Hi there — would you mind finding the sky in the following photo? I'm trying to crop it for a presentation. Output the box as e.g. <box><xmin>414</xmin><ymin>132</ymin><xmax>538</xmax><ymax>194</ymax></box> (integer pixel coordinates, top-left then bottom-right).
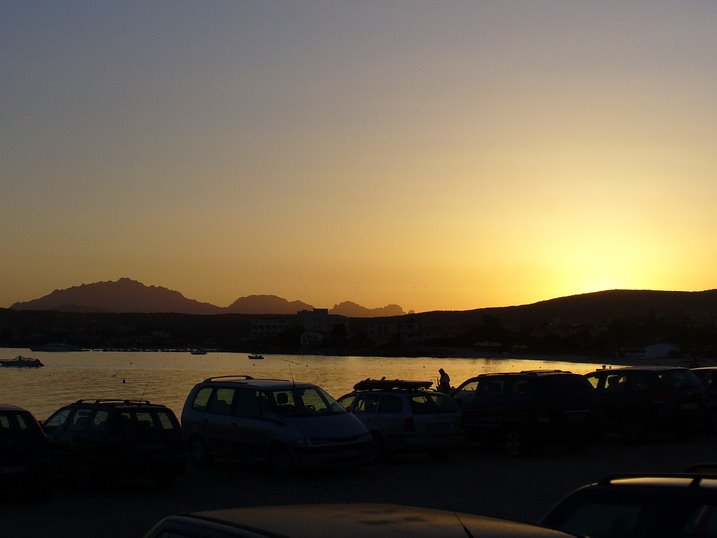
<box><xmin>2</xmin><ymin>1</ymin><xmax>716</xmax><ymax>313</ymax></box>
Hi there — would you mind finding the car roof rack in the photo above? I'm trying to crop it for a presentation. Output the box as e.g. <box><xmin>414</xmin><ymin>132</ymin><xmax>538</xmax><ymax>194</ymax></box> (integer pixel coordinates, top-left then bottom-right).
<box><xmin>203</xmin><ymin>375</ymin><xmax>255</xmax><ymax>383</ymax></box>
<box><xmin>353</xmin><ymin>378</ymin><xmax>433</xmax><ymax>391</ymax></box>
<box><xmin>600</xmin><ymin>473</ymin><xmax>717</xmax><ymax>489</ymax></box>
<box><xmin>74</xmin><ymin>399</ymin><xmax>152</xmax><ymax>405</ymax></box>
<box><xmin>686</xmin><ymin>463</ymin><xmax>717</xmax><ymax>475</ymax></box>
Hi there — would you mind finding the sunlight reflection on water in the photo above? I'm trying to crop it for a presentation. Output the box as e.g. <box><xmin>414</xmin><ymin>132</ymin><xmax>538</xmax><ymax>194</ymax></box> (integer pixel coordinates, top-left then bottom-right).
<box><xmin>0</xmin><ymin>348</ymin><xmax>615</xmax><ymax>419</ymax></box>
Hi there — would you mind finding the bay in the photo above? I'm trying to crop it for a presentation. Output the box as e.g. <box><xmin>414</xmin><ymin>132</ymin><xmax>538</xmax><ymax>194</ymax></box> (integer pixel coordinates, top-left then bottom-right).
<box><xmin>0</xmin><ymin>347</ymin><xmax>619</xmax><ymax>419</ymax></box>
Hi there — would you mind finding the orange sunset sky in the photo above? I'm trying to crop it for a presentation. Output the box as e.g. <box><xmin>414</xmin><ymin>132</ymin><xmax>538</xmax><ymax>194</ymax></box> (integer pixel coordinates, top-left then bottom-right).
<box><xmin>2</xmin><ymin>2</ymin><xmax>716</xmax><ymax>313</ymax></box>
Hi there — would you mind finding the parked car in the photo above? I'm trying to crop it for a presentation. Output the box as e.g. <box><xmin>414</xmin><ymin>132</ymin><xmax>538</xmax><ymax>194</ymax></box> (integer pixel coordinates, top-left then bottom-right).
<box><xmin>336</xmin><ymin>378</ymin><xmax>464</xmax><ymax>459</ymax></box>
<box><xmin>42</xmin><ymin>399</ymin><xmax>185</xmax><ymax>486</ymax></box>
<box><xmin>541</xmin><ymin>467</ymin><xmax>717</xmax><ymax>537</ymax></box>
<box><xmin>691</xmin><ymin>366</ymin><xmax>717</xmax><ymax>431</ymax></box>
<box><xmin>585</xmin><ymin>366</ymin><xmax>710</xmax><ymax>442</ymax></box>
<box><xmin>181</xmin><ymin>375</ymin><xmax>376</xmax><ymax>474</ymax></box>
<box><xmin>0</xmin><ymin>404</ymin><xmax>52</xmax><ymax>498</ymax></box>
<box><xmin>450</xmin><ymin>370</ymin><xmax>597</xmax><ymax>456</ymax></box>
<box><xmin>144</xmin><ymin>503</ymin><xmax>577</xmax><ymax>537</ymax></box>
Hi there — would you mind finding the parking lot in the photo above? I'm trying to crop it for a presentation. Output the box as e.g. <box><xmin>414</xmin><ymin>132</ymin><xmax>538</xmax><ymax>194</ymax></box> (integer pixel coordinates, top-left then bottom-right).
<box><xmin>3</xmin><ymin>433</ymin><xmax>716</xmax><ymax>538</ymax></box>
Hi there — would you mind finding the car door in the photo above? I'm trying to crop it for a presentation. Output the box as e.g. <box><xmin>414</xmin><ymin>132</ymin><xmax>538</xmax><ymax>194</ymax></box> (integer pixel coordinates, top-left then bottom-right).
<box><xmin>204</xmin><ymin>388</ymin><xmax>237</xmax><ymax>457</ymax></box>
<box><xmin>42</xmin><ymin>406</ymin><xmax>76</xmax><ymax>470</ymax></box>
<box><xmin>352</xmin><ymin>393</ymin><xmax>381</xmax><ymax>432</ymax></box>
<box><xmin>232</xmin><ymin>388</ymin><xmax>268</xmax><ymax>460</ymax></box>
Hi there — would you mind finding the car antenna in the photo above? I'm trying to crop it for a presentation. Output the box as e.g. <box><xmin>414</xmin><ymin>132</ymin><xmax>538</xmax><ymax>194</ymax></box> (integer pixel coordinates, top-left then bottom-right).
<box><xmin>138</xmin><ymin>382</ymin><xmax>149</xmax><ymax>403</ymax></box>
<box><xmin>283</xmin><ymin>359</ymin><xmax>296</xmax><ymax>386</ymax></box>
<box><xmin>430</xmin><ymin>481</ymin><xmax>474</xmax><ymax>538</ymax></box>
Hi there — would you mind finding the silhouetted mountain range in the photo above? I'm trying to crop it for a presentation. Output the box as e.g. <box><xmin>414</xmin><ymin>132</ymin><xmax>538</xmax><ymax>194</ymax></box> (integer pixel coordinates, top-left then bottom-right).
<box><xmin>9</xmin><ymin>278</ymin><xmax>407</xmax><ymax>317</ymax></box>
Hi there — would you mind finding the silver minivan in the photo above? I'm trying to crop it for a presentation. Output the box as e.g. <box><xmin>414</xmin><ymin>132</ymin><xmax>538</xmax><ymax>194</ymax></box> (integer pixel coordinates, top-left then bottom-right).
<box><xmin>181</xmin><ymin>376</ymin><xmax>376</xmax><ymax>473</ymax></box>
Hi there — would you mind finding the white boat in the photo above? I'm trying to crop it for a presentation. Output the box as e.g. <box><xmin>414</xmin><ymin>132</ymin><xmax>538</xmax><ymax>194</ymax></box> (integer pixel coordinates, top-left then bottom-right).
<box><xmin>0</xmin><ymin>355</ymin><xmax>44</xmax><ymax>368</ymax></box>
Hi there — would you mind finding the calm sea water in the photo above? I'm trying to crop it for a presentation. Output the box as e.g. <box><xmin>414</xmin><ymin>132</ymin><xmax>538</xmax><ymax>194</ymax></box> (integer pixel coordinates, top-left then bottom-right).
<box><xmin>0</xmin><ymin>348</ymin><xmax>618</xmax><ymax>419</ymax></box>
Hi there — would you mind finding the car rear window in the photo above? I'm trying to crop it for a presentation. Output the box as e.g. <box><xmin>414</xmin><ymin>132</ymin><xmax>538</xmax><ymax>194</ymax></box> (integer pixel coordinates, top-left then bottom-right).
<box><xmin>410</xmin><ymin>393</ymin><xmax>458</xmax><ymax>414</ymax></box>
<box><xmin>120</xmin><ymin>410</ymin><xmax>179</xmax><ymax>431</ymax></box>
<box><xmin>659</xmin><ymin>370</ymin><xmax>704</xmax><ymax>389</ymax></box>
<box><xmin>0</xmin><ymin>411</ymin><xmax>42</xmax><ymax>436</ymax></box>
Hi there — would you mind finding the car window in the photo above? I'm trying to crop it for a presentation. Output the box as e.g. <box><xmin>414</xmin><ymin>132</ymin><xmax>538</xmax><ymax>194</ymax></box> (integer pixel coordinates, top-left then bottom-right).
<box><xmin>586</xmin><ymin>375</ymin><xmax>601</xmax><ymax>389</ymax></box>
<box><xmin>604</xmin><ymin>373</ymin><xmax>628</xmax><ymax>393</ymax></box>
<box><xmin>410</xmin><ymin>394</ymin><xmax>436</xmax><ymax>414</ymax></box>
<box><xmin>354</xmin><ymin>394</ymin><xmax>380</xmax><ymax>414</ymax></box>
<box><xmin>378</xmin><ymin>394</ymin><xmax>403</xmax><ymax>413</ymax></box>
<box><xmin>0</xmin><ymin>412</ymin><xmax>28</xmax><ymax>432</ymax></box>
<box><xmin>67</xmin><ymin>408</ymin><xmax>94</xmax><ymax>432</ymax></box>
<box><xmin>156</xmin><ymin>411</ymin><xmax>178</xmax><ymax>430</ymax></box>
<box><xmin>478</xmin><ymin>379</ymin><xmax>505</xmax><ymax>396</ymax></box>
<box><xmin>452</xmin><ymin>380</ymin><xmax>479</xmax><ymax>406</ymax></box>
<box><xmin>91</xmin><ymin>410</ymin><xmax>110</xmax><ymax>431</ymax></box>
<box><xmin>192</xmin><ymin>387</ymin><xmax>213</xmax><ymax>411</ymax></box>
<box><xmin>337</xmin><ymin>394</ymin><xmax>356</xmax><ymax>410</ymax></box>
<box><xmin>660</xmin><ymin>370</ymin><xmax>704</xmax><ymax>389</ymax></box>
<box><xmin>43</xmin><ymin>407</ymin><xmax>72</xmax><ymax>432</ymax></box>
<box><xmin>235</xmin><ymin>389</ymin><xmax>261</xmax><ymax>418</ymax></box>
<box><xmin>208</xmin><ymin>388</ymin><xmax>235</xmax><ymax>416</ymax></box>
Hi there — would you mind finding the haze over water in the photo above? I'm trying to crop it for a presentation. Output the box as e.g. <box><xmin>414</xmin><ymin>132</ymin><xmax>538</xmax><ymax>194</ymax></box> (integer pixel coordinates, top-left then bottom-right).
<box><xmin>0</xmin><ymin>348</ymin><xmax>619</xmax><ymax>419</ymax></box>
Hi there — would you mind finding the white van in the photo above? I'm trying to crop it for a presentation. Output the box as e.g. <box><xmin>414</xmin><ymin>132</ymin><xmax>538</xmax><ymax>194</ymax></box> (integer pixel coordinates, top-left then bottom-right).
<box><xmin>181</xmin><ymin>375</ymin><xmax>376</xmax><ymax>474</ymax></box>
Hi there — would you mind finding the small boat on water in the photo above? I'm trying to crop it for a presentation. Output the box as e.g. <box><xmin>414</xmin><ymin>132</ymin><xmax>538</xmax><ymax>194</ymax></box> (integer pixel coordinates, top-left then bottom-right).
<box><xmin>0</xmin><ymin>355</ymin><xmax>44</xmax><ymax>368</ymax></box>
<box><xmin>248</xmin><ymin>354</ymin><xmax>264</xmax><ymax>360</ymax></box>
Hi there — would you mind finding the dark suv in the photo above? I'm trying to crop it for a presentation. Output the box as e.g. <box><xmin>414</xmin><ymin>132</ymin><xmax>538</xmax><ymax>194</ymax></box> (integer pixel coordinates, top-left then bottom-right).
<box><xmin>542</xmin><ymin>468</ymin><xmax>717</xmax><ymax>537</ymax></box>
<box><xmin>0</xmin><ymin>404</ymin><xmax>52</xmax><ymax>498</ymax></box>
<box><xmin>451</xmin><ymin>370</ymin><xmax>597</xmax><ymax>456</ymax></box>
<box><xmin>585</xmin><ymin>366</ymin><xmax>709</xmax><ymax>441</ymax></box>
<box><xmin>42</xmin><ymin>399</ymin><xmax>186</xmax><ymax>486</ymax></box>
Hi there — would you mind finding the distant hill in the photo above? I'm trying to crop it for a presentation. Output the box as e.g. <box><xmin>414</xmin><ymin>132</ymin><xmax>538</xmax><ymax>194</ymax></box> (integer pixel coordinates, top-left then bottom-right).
<box><xmin>10</xmin><ymin>278</ymin><xmax>223</xmax><ymax>315</ymax></box>
<box><xmin>9</xmin><ymin>278</ymin><xmax>406</xmax><ymax>316</ymax></box>
<box><xmin>410</xmin><ymin>289</ymin><xmax>717</xmax><ymax>326</ymax></box>
<box><xmin>330</xmin><ymin>301</ymin><xmax>405</xmax><ymax>318</ymax></box>
<box><xmin>225</xmin><ymin>295</ymin><xmax>314</xmax><ymax>315</ymax></box>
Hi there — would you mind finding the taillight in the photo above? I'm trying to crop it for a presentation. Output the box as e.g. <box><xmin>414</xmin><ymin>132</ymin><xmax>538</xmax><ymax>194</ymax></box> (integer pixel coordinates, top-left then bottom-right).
<box><xmin>404</xmin><ymin>417</ymin><xmax>415</xmax><ymax>432</ymax></box>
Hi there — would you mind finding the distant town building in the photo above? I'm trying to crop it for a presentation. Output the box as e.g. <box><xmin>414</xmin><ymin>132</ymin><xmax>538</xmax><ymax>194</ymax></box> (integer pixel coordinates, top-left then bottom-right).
<box><xmin>298</xmin><ymin>308</ymin><xmax>330</xmax><ymax>333</ymax></box>
<box><xmin>251</xmin><ymin>318</ymin><xmax>293</xmax><ymax>337</ymax></box>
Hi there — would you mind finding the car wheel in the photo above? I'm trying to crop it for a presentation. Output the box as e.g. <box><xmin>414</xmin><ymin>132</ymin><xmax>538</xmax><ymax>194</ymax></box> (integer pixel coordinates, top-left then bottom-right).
<box><xmin>504</xmin><ymin>429</ymin><xmax>526</xmax><ymax>457</ymax></box>
<box><xmin>269</xmin><ymin>445</ymin><xmax>293</xmax><ymax>476</ymax></box>
<box><xmin>188</xmin><ymin>437</ymin><xmax>211</xmax><ymax>465</ymax></box>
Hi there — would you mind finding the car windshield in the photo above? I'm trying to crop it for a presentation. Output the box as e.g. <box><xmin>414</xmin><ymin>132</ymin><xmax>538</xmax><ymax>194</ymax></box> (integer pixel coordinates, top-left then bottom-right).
<box><xmin>659</xmin><ymin>370</ymin><xmax>704</xmax><ymax>389</ymax></box>
<box><xmin>264</xmin><ymin>387</ymin><xmax>346</xmax><ymax>417</ymax></box>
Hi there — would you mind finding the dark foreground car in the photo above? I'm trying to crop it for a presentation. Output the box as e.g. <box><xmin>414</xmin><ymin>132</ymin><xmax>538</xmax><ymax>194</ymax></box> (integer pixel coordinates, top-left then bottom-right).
<box><xmin>144</xmin><ymin>503</ymin><xmax>577</xmax><ymax>538</ymax></box>
<box><xmin>542</xmin><ymin>468</ymin><xmax>717</xmax><ymax>538</ymax></box>
<box><xmin>42</xmin><ymin>399</ymin><xmax>185</xmax><ymax>486</ymax></box>
<box><xmin>585</xmin><ymin>366</ymin><xmax>709</xmax><ymax>441</ymax></box>
<box><xmin>451</xmin><ymin>370</ymin><xmax>597</xmax><ymax>456</ymax></box>
<box><xmin>0</xmin><ymin>404</ymin><xmax>51</xmax><ymax>498</ymax></box>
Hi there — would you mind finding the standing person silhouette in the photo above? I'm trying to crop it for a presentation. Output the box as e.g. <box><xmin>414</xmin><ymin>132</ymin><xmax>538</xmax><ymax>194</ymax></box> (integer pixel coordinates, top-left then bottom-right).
<box><xmin>438</xmin><ymin>368</ymin><xmax>451</xmax><ymax>393</ymax></box>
